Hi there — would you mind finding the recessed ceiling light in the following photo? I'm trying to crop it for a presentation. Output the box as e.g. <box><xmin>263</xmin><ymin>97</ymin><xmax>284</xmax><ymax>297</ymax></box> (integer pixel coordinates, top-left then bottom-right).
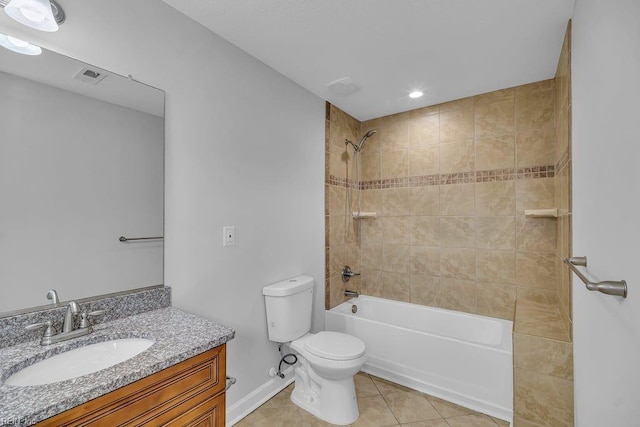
<box><xmin>0</xmin><ymin>33</ymin><xmax>42</xmax><ymax>55</ymax></box>
<box><xmin>409</xmin><ymin>91</ymin><xmax>424</xmax><ymax>99</ymax></box>
<box><xmin>4</xmin><ymin>0</ymin><xmax>65</xmax><ymax>32</ymax></box>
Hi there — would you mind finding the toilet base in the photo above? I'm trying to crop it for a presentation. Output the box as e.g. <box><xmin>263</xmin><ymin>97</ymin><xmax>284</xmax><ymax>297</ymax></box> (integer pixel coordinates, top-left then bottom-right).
<box><xmin>290</xmin><ymin>363</ymin><xmax>359</xmax><ymax>425</ymax></box>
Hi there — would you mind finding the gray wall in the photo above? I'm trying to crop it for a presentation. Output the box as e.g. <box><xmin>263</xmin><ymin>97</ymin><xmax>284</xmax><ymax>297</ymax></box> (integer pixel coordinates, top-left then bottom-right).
<box><xmin>0</xmin><ymin>0</ymin><xmax>325</xmax><ymax>407</ymax></box>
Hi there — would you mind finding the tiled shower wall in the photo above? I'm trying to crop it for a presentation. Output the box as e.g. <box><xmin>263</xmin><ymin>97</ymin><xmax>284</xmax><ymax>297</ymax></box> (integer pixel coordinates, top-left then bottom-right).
<box><xmin>555</xmin><ymin>22</ymin><xmax>573</xmax><ymax>335</ymax></box>
<box><xmin>326</xmin><ymin>81</ymin><xmax>559</xmax><ymax>320</ymax></box>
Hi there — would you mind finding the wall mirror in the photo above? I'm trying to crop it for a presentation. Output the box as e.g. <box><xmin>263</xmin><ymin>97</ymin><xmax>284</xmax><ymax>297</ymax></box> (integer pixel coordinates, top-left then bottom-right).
<box><xmin>0</xmin><ymin>45</ymin><xmax>164</xmax><ymax>316</ymax></box>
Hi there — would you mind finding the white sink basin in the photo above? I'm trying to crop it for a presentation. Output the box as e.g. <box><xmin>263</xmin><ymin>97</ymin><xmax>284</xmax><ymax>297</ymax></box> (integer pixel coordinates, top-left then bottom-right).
<box><xmin>4</xmin><ymin>338</ymin><xmax>154</xmax><ymax>386</ymax></box>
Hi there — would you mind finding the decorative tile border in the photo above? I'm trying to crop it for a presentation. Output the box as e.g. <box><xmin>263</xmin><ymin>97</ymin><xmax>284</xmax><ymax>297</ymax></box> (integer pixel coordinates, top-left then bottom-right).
<box><xmin>328</xmin><ymin>165</ymin><xmax>555</xmax><ymax>190</ymax></box>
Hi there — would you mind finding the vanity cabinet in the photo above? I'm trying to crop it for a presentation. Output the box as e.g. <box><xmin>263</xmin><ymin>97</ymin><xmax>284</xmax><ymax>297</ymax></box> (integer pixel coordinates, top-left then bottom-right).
<box><xmin>36</xmin><ymin>345</ymin><xmax>226</xmax><ymax>426</ymax></box>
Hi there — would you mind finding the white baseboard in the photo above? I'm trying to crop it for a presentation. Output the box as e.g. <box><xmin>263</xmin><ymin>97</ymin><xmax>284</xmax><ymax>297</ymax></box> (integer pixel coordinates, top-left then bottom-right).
<box><xmin>226</xmin><ymin>367</ymin><xmax>294</xmax><ymax>426</ymax></box>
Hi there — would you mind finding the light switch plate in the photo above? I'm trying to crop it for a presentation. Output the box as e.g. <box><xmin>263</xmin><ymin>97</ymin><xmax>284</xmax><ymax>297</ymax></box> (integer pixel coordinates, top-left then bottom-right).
<box><xmin>223</xmin><ymin>226</ymin><xmax>236</xmax><ymax>247</ymax></box>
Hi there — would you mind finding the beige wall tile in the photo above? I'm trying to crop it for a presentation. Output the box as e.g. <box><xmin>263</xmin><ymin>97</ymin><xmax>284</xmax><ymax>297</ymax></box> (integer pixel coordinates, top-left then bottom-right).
<box><xmin>517</xmin><ymin>288</ymin><xmax>558</xmax><ymax>305</ymax></box>
<box><xmin>475</xmin><ymin>134</ymin><xmax>515</xmax><ymax>171</ymax></box>
<box><xmin>477</xmin><ymin>249</ymin><xmax>516</xmax><ymax>285</ymax></box>
<box><xmin>361</xmin><ymin>119</ymin><xmax>382</xmax><ymax>153</ymax></box>
<box><xmin>476</xmin><ymin>181</ymin><xmax>516</xmax><ymax>216</ymax></box>
<box><xmin>382</xmin><ymin>216</ymin><xmax>411</xmax><ymax>244</ymax></box>
<box><xmin>382</xmin><ymin>271</ymin><xmax>411</xmax><ymax>302</ymax></box>
<box><xmin>329</xmin><ymin>215</ymin><xmax>347</xmax><ymax>246</ymax></box>
<box><xmin>476</xmin><ymin>216</ymin><xmax>516</xmax><ymax>250</ymax></box>
<box><xmin>516</xmin><ymin>178</ymin><xmax>555</xmax><ymax>215</ymax></box>
<box><xmin>515</xmin><ymin>86</ymin><xmax>555</xmax><ymax>131</ymax></box>
<box><xmin>516</xmin><ymin>216</ymin><xmax>556</xmax><ymax>252</ymax></box>
<box><xmin>440</xmin><ymin>217</ymin><xmax>476</xmax><ymax>248</ymax></box>
<box><xmin>361</xmin><ymin>269</ymin><xmax>383</xmax><ymax>297</ymax></box>
<box><xmin>361</xmin><ymin>189</ymin><xmax>383</xmax><ymax>213</ymax></box>
<box><xmin>515</xmin><ymin>303</ymin><xmax>570</xmax><ymax>341</ymax></box>
<box><xmin>410</xmin><ymin>273</ymin><xmax>441</xmax><ymax>306</ymax></box>
<box><xmin>410</xmin><ymin>186</ymin><xmax>439</xmax><ymax>216</ymax></box>
<box><xmin>410</xmin><ymin>216</ymin><xmax>441</xmax><ymax>246</ymax></box>
<box><xmin>440</xmin><ymin>109</ymin><xmax>475</xmax><ymax>143</ymax></box>
<box><xmin>475</xmin><ymin>98</ymin><xmax>515</xmax><ymax>139</ymax></box>
<box><xmin>475</xmin><ymin>88</ymin><xmax>514</xmax><ymax>104</ymax></box>
<box><xmin>514</xmin><ymin>368</ymin><xmax>574</xmax><ymax>426</ymax></box>
<box><xmin>439</xmin><ymin>96</ymin><xmax>474</xmax><ymax>112</ymax></box>
<box><xmin>329</xmin><ymin>143</ymin><xmax>350</xmax><ymax>178</ymax></box>
<box><xmin>383</xmin><ymin>244</ymin><xmax>410</xmax><ymax>272</ymax></box>
<box><xmin>328</xmin><ymin>184</ymin><xmax>346</xmax><ymax>216</ymax></box>
<box><xmin>516</xmin><ymin>128</ymin><xmax>555</xmax><ymax>167</ymax></box>
<box><xmin>441</xmin><ymin>248</ymin><xmax>476</xmax><ymax>280</ymax></box>
<box><xmin>409</xmin><ymin>112</ymin><xmax>439</xmax><ymax>147</ymax></box>
<box><xmin>440</xmin><ymin>183</ymin><xmax>475</xmax><ymax>216</ymax></box>
<box><xmin>516</xmin><ymin>252</ymin><xmax>556</xmax><ymax>289</ymax></box>
<box><xmin>361</xmin><ymin>243</ymin><xmax>383</xmax><ymax>271</ymax></box>
<box><xmin>439</xmin><ymin>140</ymin><xmax>475</xmax><ymax>173</ymax></box>
<box><xmin>329</xmin><ymin>275</ymin><xmax>348</xmax><ymax>308</ymax></box>
<box><xmin>383</xmin><ymin>188</ymin><xmax>411</xmax><ymax>216</ymax></box>
<box><xmin>380</xmin><ymin>114</ymin><xmax>409</xmax><ymax>151</ymax></box>
<box><xmin>513</xmin><ymin>418</ymin><xmax>545</xmax><ymax>427</ymax></box>
<box><xmin>514</xmin><ymin>334</ymin><xmax>573</xmax><ymax>380</ymax></box>
<box><xmin>360</xmin><ymin>152</ymin><xmax>381</xmax><ymax>182</ymax></box>
<box><xmin>409</xmin><ymin>145</ymin><xmax>439</xmax><ymax>176</ymax></box>
<box><xmin>361</xmin><ymin>217</ymin><xmax>382</xmax><ymax>243</ymax></box>
<box><xmin>410</xmin><ymin>246</ymin><xmax>441</xmax><ymax>276</ymax></box>
<box><xmin>477</xmin><ymin>283</ymin><xmax>516</xmax><ymax>320</ymax></box>
<box><xmin>382</xmin><ymin>149</ymin><xmax>409</xmax><ymax>178</ymax></box>
<box><xmin>439</xmin><ymin>277</ymin><xmax>477</xmax><ymax>312</ymax></box>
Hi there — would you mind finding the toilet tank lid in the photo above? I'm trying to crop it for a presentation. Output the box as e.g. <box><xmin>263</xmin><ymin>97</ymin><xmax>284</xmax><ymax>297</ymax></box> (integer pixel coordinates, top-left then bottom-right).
<box><xmin>263</xmin><ymin>276</ymin><xmax>314</xmax><ymax>297</ymax></box>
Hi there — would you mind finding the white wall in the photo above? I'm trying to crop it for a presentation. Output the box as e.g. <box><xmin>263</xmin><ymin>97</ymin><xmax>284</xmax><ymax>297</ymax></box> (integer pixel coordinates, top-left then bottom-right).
<box><xmin>0</xmin><ymin>0</ymin><xmax>325</xmax><ymax>406</ymax></box>
<box><xmin>0</xmin><ymin>71</ymin><xmax>163</xmax><ymax>312</ymax></box>
<box><xmin>572</xmin><ymin>0</ymin><xmax>640</xmax><ymax>425</ymax></box>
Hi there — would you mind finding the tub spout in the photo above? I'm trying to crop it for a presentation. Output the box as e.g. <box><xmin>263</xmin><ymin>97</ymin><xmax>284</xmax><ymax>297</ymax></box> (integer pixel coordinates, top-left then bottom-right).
<box><xmin>344</xmin><ymin>290</ymin><xmax>359</xmax><ymax>298</ymax></box>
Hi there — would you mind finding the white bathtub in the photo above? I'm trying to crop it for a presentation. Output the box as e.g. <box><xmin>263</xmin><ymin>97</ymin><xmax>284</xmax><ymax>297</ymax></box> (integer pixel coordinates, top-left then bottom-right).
<box><xmin>325</xmin><ymin>295</ymin><xmax>513</xmax><ymax>422</ymax></box>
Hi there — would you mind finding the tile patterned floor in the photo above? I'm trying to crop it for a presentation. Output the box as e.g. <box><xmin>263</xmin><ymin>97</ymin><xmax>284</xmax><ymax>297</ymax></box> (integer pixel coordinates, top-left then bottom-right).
<box><xmin>234</xmin><ymin>372</ymin><xmax>510</xmax><ymax>426</ymax></box>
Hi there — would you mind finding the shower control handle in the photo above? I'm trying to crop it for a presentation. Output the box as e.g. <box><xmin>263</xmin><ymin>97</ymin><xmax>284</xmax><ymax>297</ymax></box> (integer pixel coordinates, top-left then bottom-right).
<box><xmin>342</xmin><ymin>266</ymin><xmax>360</xmax><ymax>283</ymax></box>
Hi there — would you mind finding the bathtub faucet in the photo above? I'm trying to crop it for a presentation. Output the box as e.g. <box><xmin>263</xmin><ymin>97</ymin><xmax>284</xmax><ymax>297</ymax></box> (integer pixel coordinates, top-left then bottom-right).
<box><xmin>344</xmin><ymin>290</ymin><xmax>359</xmax><ymax>298</ymax></box>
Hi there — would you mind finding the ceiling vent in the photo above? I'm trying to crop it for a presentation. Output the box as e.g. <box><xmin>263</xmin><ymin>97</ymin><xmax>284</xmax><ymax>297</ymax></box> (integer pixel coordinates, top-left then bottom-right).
<box><xmin>72</xmin><ymin>67</ymin><xmax>108</xmax><ymax>85</ymax></box>
<box><xmin>327</xmin><ymin>77</ymin><xmax>360</xmax><ymax>96</ymax></box>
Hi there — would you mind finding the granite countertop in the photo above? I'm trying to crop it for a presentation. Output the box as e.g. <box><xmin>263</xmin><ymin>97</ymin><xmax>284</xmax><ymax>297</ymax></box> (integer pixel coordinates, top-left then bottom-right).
<box><xmin>0</xmin><ymin>307</ymin><xmax>235</xmax><ymax>426</ymax></box>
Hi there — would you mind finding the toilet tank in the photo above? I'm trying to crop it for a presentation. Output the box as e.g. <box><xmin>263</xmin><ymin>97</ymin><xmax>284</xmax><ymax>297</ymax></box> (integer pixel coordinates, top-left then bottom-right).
<box><xmin>263</xmin><ymin>276</ymin><xmax>314</xmax><ymax>343</ymax></box>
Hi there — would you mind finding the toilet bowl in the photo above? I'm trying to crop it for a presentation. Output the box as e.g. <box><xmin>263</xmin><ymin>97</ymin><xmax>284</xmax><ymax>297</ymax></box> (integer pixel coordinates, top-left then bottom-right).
<box><xmin>289</xmin><ymin>331</ymin><xmax>367</xmax><ymax>425</ymax></box>
<box><xmin>263</xmin><ymin>276</ymin><xmax>367</xmax><ymax>425</ymax></box>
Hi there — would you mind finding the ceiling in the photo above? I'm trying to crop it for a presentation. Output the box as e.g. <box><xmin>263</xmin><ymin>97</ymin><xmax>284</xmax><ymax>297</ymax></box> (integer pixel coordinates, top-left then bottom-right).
<box><xmin>0</xmin><ymin>44</ymin><xmax>164</xmax><ymax>117</ymax></box>
<box><xmin>162</xmin><ymin>0</ymin><xmax>574</xmax><ymax>121</ymax></box>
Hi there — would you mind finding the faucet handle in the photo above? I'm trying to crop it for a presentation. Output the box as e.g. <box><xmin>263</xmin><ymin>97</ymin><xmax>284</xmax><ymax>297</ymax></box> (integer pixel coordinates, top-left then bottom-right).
<box><xmin>79</xmin><ymin>310</ymin><xmax>106</xmax><ymax>329</ymax></box>
<box><xmin>25</xmin><ymin>320</ymin><xmax>56</xmax><ymax>338</ymax></box>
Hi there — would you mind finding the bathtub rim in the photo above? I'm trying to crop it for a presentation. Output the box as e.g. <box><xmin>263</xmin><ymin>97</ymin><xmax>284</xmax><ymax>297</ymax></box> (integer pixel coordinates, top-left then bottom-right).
<box><xmin>328</xmin><ymin>294</ymin><xmax>513</xmax><ymax>353</ymax></box>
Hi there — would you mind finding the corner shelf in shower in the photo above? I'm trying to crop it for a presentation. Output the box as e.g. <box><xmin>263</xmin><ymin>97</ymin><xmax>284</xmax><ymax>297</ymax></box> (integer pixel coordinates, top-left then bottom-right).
<box><xmin>352</xmin><ymin>212</ymin><xmax>378</xmax><ymax>219</ymax></box>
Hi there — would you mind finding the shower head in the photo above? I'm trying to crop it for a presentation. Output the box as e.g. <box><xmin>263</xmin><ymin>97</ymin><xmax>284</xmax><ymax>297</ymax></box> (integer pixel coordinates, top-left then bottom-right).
<box><xmin>357</xmin><ymin>129</ymin><xmax>377</xmax><ymax>151</ymax></box>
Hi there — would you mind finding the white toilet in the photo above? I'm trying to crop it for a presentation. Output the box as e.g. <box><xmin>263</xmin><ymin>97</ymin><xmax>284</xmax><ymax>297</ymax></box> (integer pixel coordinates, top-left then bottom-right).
<box><xmin>263</xmin><ymin>276</ymin><xmax>367</xmax><ymax>425</ymax></box>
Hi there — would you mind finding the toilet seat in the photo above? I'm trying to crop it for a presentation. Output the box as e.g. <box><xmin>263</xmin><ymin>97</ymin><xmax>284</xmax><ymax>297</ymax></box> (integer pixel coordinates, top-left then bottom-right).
<box><xmin>303</xmin><ymin>331</ymin><xmax>365</xmax><ymax>361</ymax></box>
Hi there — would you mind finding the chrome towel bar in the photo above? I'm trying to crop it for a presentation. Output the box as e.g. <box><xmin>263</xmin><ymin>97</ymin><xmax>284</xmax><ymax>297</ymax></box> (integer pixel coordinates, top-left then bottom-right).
<box><xmin>564</xmin><ymin>256</ymin><xmax>627</xmax><ymax>298</ymax></box>
<box><xmin>119</xmin><ymin>236</ymin><xmax>163</xmax><ymax>242</ymax></box>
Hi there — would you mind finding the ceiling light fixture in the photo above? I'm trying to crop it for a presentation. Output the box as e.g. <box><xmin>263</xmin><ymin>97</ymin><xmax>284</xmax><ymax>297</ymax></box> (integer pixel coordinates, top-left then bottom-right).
<box><xmin>0</xmin><ymin>33</ymin><xmax>42</xmax><ymax>55</ymax></box>
<box><xmin>3</xmin><ymin>0</ymin><xmax>65</xmax><ymax>32</ymax></box>
<box><xmin>409</xmin><ymin>91</ymin><xmax>424</xmax><ymax>99</ymax></box>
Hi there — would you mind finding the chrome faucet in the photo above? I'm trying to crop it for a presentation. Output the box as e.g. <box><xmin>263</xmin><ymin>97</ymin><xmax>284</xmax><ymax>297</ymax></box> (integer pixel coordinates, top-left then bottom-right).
<box><xmin>344</xmin><ymin>290</ymin><xmax>359</xmax><ymax>298</ymax></box>
<box><xmin>26</xmin><ymin>292</ymin><xmax>105</xmax><ymax>345</ymax></box>
<box><xmin>62</xmin><ymin>301</ymin><xmax>80</xmax><ymax>333</ymax></box>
